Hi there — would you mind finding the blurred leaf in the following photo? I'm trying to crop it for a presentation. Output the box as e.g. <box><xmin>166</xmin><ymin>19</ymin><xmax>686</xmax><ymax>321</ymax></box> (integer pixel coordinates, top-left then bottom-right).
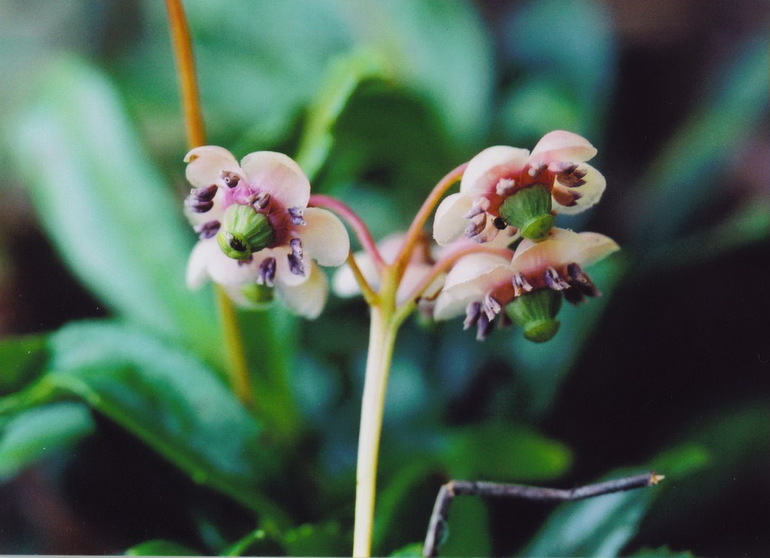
<box><xmin>441</xmin><ymin>422</ymin><xmax>572</xmax><ymax>482</ymax></box>
<box><xmin>500</xmin><ymin>78</ymin><xmax>583</xmax><ymax>143</ymax></box>
<box><xmin>0</xmin><ymin>334</ymin><xmax>48</xmax><ymax>395</ymax></box>
<box><xmin>125</xmin><ymin>539</ymin><xmax>200</xmax><ymax>556</ymax></box>
<box><xmin>632</xmin><ymin>547</ymin><xmax>696</xmax><ymax>558</ymax></box>
<box><xmin>8</xmin><ymin>56</ymin><xmax>220</xmax><ymax>363</ymax></box>
<box><xmin>0</xmin><ymin>402</ymin><xmax>94</xmax><ymax>480</ymax></box>
<box><xmin>342</xmin><ymin>0</ymin><xmax>493</xmax><ymax>144</ymax></box>
<box><xmin>523</xmin><ymin>445</ymin><xmax>708</xmax><ymax>557</ymax></box>
<box><xmin>221</xmin><ymin>529</ymin><xmax>271</xmax><ymax>556</ymax></box>
<box><xmin>43</xmin><ymin>320</ymin><xmax>284</xmax><ymax>520</ymax></box>
<box><xmin>295</xmin><ymin>49</ymin><xmax>389</xmax><ymax>180</ymax></box>
<box><xmin>502</xmin><ymin>0</ymin><xmax>616</xmax><ymax>139</ymax></box>
<box><xmin>282</xmin><ymin>522</ymin><xmax>348</xmax><ymax>556</ymax></box>
<box><xmin>632</xmin><ymin>37</ymin><xmax>769</xmax><ymax>244</ymax></box>
<box><xmin>389</xmin><ymin>542</ymin><xmax>423</xmax><ymax>556</ymax></box>
<box><xmin>440</xmin><ymin>496</ymin><xmax>491</xmax><ymax>557</ymax></box>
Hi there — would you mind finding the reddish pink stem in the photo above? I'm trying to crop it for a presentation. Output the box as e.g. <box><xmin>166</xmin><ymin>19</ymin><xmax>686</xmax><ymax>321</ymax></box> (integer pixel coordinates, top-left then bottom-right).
<box><xmin>392</xmin><ymin>162</ymin><xmax>468</xmax><ymax>281</ymax></box>
<box><xmin>309</xmin><ymin>194</ymin><xmax>385</xmax><ymax>270</ymax></box>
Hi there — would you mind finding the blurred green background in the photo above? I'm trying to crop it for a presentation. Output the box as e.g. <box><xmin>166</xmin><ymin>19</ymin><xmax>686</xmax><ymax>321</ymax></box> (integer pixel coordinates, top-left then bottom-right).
<box><xmin>0</xmin><ymin>0</ymin><xmax>768</xmax><ymax>556</ymax></box>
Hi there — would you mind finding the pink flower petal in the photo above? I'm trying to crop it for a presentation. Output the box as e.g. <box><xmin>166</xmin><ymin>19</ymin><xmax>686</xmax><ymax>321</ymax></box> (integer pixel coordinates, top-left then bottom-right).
<box><xmin>433</xmin><ymin>193</ymin><xmax>474</xmax><ymax>246</ymax></box>
<box><xmin>276</xmin><ymin>262</ymin><xmax>328</xmax><ymax>319</ymax></box>
<box><xmin>461</xmin><ymin>146</ymin><xmax>530</xmax><ymax>195</ymax></box>
<box><xmin>529</xmin><ymin>130</ymin><xmax>597</xmax><ymax>165</ymax></box>
<box><xmin>299</xmin><ymin>208</ymin><xmax>350</xmax><ymax>267</ymax></box>
<box><xmin>240</xmin><ymin>151</ymin><xmax>310</xmax><ymax>209</ymax></box>
<box><xmin>184</xmin><ymin>146</ymin><xmax>240</xmax><ymax>189</ymax></box>
<box><xmin>513</xmin><ymin>229</ymin><xmax>619</xmax><ymax>275</ymax></box>
<box><xmin>186</xmin><ymin>238</ymin><xmax>260</xmax><ymax>287</ymax></box>
<box><xmin>434</xmin><ymin>253</ymin><xmax>512</xmax><ymax>320</ymax></box>
<box><xmin>552</xmin><ymin>164</ymin><xmax>606</xmax><ymax>215</ymax></box>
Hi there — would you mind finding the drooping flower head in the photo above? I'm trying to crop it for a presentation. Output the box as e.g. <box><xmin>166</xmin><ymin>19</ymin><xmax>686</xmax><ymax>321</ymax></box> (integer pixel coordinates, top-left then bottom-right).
<box><xmin>184</xmin><ymin>146</ymin><xmax>349</xmax><ymax>318</ymax></box>
<box><xmin>433</xmin><ymin>131</ymin><xmax>606</xmax><ymax>246</ymax></box>
<box><xmin>434</xmin><ymin>228</ymin><xmax>619</xmax><ymax>342</ymax></box>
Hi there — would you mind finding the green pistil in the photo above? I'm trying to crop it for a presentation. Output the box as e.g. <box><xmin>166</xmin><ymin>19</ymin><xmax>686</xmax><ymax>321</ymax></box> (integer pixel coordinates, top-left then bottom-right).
<box><xmin>498</xmin><ymin>183</ymin><xmax>554</xmax><ymax>241</ymax></box>
<box><xmin>506</xmin><ymin>288</ymin><xmax>563</xmax><ymax>343</ymax></box>
<box><xmin>217</xmin><ymin>204</ymin><xmax>274</xmax><ymax>260</ymax></box>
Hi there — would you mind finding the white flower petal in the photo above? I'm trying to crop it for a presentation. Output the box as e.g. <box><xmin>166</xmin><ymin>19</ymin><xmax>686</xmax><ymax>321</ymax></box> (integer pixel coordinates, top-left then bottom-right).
<box><xmin>552</xmin><ymin>164</ymin><xmax>606</xmax><ymax>215</ymax></box>
<box><xmin>332</xmin><ymin>251</ymin><xmax>379</xmax><ymax>297</ymax></box>
<box><xmin>277</xmin><ymin>263</ymin><xmax>328</xmax><ymax>319</ymax></box>
<box><xmin>299</xmin><ymin>208</ymin><xmax>350</xmax><ymax>267</ymax></box>
<box><xmin>240</xmin><ymin>151</ymin><xmax>310</xmax><ymax>209</ymax></box>
<box><xmin>186</xmin><ymin>240</ymin><xmax>216</xmax><ymax>289</ymax></box>
<box><xmin>442</xmin><ymin>252</ymin><xmax>512</xmax><ymax>292</ymax></box>
<box><xmin>433</xmin><ymin>193</ymin><xmax>474</xmax><ymax>246</ymax></box>
<box><xmin>397</xmin><ymin>263</ymin><xmax>442</xmax><ymax>305</ymax></box>
<box><xmin>186</xmin><ymin>238</ymin><xmax>260</xmax><ymax>287</ymax></box>
<box><xmin>184</xmin><ymin>187</ymin><xmax>227</xmax><ymax>226</ymax></box>
<box><xmin>513</xmin><ymin>228</ymin><xmax>618</xmax><ymax>274</ymax></box>
<box><xmin>529</xmin><ymin>130</ymin><xmax>597</xmax><ymax>165</ymax></box>
<box><xmin>461</xmin><ymin>146</ymin><xmax>530</xmax><ymax>195</ymax></box>
<box><xmin>274</xmin><ymin>245</ymin><xmax>310</xmax><ymax>287</ymax></box>
<box><xmin>184</xmin><ymin>146</ymin><xmax>241</xmax><ymax>189</ymax></box>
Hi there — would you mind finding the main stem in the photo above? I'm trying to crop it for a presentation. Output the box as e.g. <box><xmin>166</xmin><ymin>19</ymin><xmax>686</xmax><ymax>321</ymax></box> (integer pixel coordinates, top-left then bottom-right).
<box><xmin>353</xmin><ymin>302</ymin><xmax>399</xmax><ymax>557</ymax></box>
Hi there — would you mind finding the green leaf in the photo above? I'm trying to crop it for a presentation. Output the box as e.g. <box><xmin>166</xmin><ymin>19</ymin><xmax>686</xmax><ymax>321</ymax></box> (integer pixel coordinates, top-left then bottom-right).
<box><xmin>221</xmin><ymin>529</ymin><xmax>270</xmax><ymax>556</ymax></box>
<box><xmin>632</xmin><ymin>547</ymin><xmax>696</xmax><ymax>558</ymax></box>
<box><xmin>441</xmin><ymin>422</ymin><xmax>572</xmax><ymax>482</ymax></box>
<box><xmin>523</xmin><ymin>446</ymin><xmax>708</xmax><ymax>557</ymax></box>
<box><xmin>43</xmin><ymin>320</ymin><xmax>283</xmax><ymax>520</ymax></box>
<box><xmin>281</xmin><ymin>522</ymin><xmax>348</xmax><ymax>557</ymax></box>
<box><xmin>125</xmin><ymin>539</ymin><xmax>200</xmax><ymax>556</ymax></box>
<box><xmin>632</xmin><ymin>38</ymin><xmax>769</xmax><ymax>243</ymax></box>
<box><xmin>439</xmin><ymin>496</ymin><xmax>491</xmax><ymax>557</ymax></box>
<box><xmin>8</xmin><ymin>56</ymin><xmax>220</xmax><ymax>363</ymax></box>
<box><xmin>295</xmin><ymin>49</ymin><xmax>389</xmax><ymax>180</ymax></box>
<box><xmin>389</xmin><ymin>542</ymin><xmax>424</xmax><ymax>557</ymax></box>
<box><xmin>0</xmin><ymin>334</ymin><xmax>48</xmax><ymax>395</ymax></box>
<box><xmin>0</xmin><ymin>401</ymin><xmax>94</xmax><ymax>480</ymax></box>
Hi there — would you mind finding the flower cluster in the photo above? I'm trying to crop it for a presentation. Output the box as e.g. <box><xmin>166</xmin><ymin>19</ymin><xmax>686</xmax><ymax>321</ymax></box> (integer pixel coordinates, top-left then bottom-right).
<box><xmin>183</xmin><ymin>147</ymin><xmax>349</xmax><ymax>318</ymax></box>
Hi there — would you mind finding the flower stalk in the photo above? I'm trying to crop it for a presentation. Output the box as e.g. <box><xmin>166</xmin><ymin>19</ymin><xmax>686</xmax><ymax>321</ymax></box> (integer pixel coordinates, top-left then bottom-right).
<box><xmin>165</xmin><ymin>0</ymin><xmax>253</xmax><ymax>408</ymax></box>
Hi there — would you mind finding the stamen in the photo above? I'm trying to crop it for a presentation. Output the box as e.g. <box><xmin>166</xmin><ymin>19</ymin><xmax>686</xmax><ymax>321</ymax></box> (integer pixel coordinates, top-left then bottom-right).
<box><xmin>288</xmin><ymin>238</ymin><xmax>306</xmax><ymax>276</ymax></box>
<box><xmin>192</xmin><ymin>184</ymin><xmax>218</xmax><ymax>202</ymax></box>
<box><xmin>495</xmin><ymin>178</ymin><xmax>516</xmax><ymax>197</ymax></box>
<box><xmin>512</xmin><ymin>273</ymin><xmax>534</xmax><ymax>297</ymax></box>
<box><xmin>528</xmin><ymin>163</ymin><xmax>545</xmax><ymax>178</ymax></box>
<box><xmin>187</xmin><ymin>199</ymin><xmax>214</xmax><ymax>213</ymax></box>
<box><xmin>195</xmin><ymin>220</ymin><xmax>220</xmax><ymax>239</ymax></box>
<box><xmin>249</xmin><ymin>191</ymin><xmax>271</xmax><ymax>210</ymax></box>
<box><xmin>237</xmin><ymin>255</ymin><xmax>254</xmax><ymax>266</ymax></box>
<box><xmin>544</xmin><ymin>267</ymin><xmax>570</xmax><ymax>291</ymax></box>
<box><xmin>563</xmin><ymin>287</ymin><xmax>585</xmax><ymax>305</ymax></box>
<box><xmin>463</xmin><ymin>301</ymin><xmax>481</xmax><ymax>330</ymax></box>
<box><xmin>552</xmin><ymin>187</ymin><xmax>582</xmax><ymax>207</ymax></box>
<box><xmin>475</xmin><ymin>313</ymin><xmax>495</xmax><ymax>341</ymax></box>
<box><xmin>290</xmin><ymin>237</ymin><xmax>303</xmax><ymax>258</ymax></box>
<box><xmin>257</xmin><ymin>257</ymin><xmax>276</xmax><ymax>287</ymax></box>
<box><xmin>221</xmin><ymin>171</ymin><xmax>241</xmax><ymax>188</ymax></box>
<box><xmin>464</xmin><ymin>213</ymin><xmax>487</xmax><ymax>238</ymax></box>
<box><xmin>567</xmin><ymin>262</ymin><xmax>599</xmax><ymax>297</ymax></box>
<box><xmin>288</xmin><ymin>207</ymin><xmax>306</xmax><ymax>226</ymax></box>
<box><xmin>482</xmin><ymin>293</ymin><xmax>502</xmax><ymax>321</ymax></box>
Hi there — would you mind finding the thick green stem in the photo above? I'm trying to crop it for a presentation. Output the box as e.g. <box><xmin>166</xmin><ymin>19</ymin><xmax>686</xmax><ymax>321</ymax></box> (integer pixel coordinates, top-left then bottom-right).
<box><xmin>353</xmin><ymin>302</ymin><xmax>399</xmax><ymax>557</ymax></box>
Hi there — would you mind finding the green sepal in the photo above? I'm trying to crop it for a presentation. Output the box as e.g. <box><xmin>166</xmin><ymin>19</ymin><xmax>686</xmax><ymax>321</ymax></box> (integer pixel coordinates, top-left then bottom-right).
<box><xmin>217</xmin><ymin>205</ymin><xmax>274</xmax><ymax>260</ymax></box>
<box><xmin>506</xmin><ymin>289</ymin><xmax>562</xmax><ymax>343</ymax></box>
<box><xmin>240</xmin><ymin>283</ymin><xmax>275</xmax><ymax>307</ymax></box>
<box><xmin>498</xmin><ymin>183</ymin><xmax>554</xmax><ymax>240</ymax></box>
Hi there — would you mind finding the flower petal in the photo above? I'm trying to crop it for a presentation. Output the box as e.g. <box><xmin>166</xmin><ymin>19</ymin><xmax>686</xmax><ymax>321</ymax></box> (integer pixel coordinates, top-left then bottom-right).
<box><xmin>184</xmin><ymin>146</ymin><xmax>241</xmax><ymax>189</ymax></box>
<box><xmin>299</xmin><ymin>208</ymin><xmax>350</xmax><ymax>266</ymax></box>
<box><xmin>274</xmin><ymin>245</ymin><xmax>310</xmax><ymax>287</ymax></box>
<box><xmin>240</xmin><ymin>151</ymin><xmax>310</xmax><ymax>209</ymax></box>
<box><xmin>277</xmin><ymin>263</ymin><xmax>328</xmax><ymax>319</ymax></box>
<box><xmin>529</xmin><ymin>130</ymin><xmax>597</xmax><ymax>165</ymax></box>
<box><xmin>186</xmin><ymin>238</ymin><xmax>260</xmax><ymax>287</ymax></box>
<box><xmin>434</xmin><ymin>253</ymin><xmax>512</xmax><ymax>321</ymax></box>
<box><xmin>513</xmin><ymin>228</ymin><xmax>619</xmax><ymax>274</ymax></box>
<box><xmin>332</xmin><ymin>251</ymin><xmax>379</xmax><ymax>297</ymax></box>
<box><xmin>461</xmin><ymin>146</ymin><xmax>530</xmax><ymax>195</ymax></box>
<box><xmin>433</xmin><ymin>193</ymin><xmax>474</xmax><ymax>246</ymax></box>
<box><xmin>552</xmin><ymin>164</ymin><xmax>606</xmax><ymax>215</ymax></box>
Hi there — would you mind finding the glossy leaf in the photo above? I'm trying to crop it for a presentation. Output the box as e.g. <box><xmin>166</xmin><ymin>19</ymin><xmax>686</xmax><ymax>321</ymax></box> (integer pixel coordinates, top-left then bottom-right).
<box><xmin>125</xmin><ymin>539</ymin><xmax>200</xmax><ymax>556</ymax></box>
<box><xmin>8</xmin><ymin>56</ymin><xmax>221</xmax><ymax>363</ymax></box>
<box><xmin>43</xmin><ymin>320</ymin><xmax>283</xmax><ymax>519</ymax></box>
<box><xmin>0</xmin><ymin>334</ymin><xmax>48</xmax><ymax>395</ymax></box>
<box><xmin>0</xmin><ymin>402</ymin><xmax>94</xmax><ymax>480</ymax></box>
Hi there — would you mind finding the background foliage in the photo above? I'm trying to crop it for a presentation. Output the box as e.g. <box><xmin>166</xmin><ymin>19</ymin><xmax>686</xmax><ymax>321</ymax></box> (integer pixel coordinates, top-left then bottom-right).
<box><xmin>0</xmin><ymin>0</ymin><xmax>768</xmax><ymax>555</ymax></box>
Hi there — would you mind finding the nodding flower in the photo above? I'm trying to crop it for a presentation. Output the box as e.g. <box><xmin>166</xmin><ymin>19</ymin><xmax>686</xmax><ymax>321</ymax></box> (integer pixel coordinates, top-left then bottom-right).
<box><xmin>183</xmin><ymin>146</ymin><xmax>349</xmax><ymax>318</ymax></box>
<box><xmin>433</xmin><ymin>228</ymin><xmax>619</xmax><ymax>342</ymax></box>
<box><xmin>433</xmin><ymin>131</ymin><xmax>606</xmax><ymax>246</ymax></box>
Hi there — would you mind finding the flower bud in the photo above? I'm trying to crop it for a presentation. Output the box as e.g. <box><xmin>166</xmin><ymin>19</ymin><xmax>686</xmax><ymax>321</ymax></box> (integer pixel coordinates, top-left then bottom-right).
<box><xmin>506</xmin><ymin>288</ymin><xmax>562</xmax><ymax>343</ymax></box>
<box><xmin>216</xmin><ymin>205</ymin><xmax>274</xmax><ymax>260</ymax></box>
<box><xmin>498</xmin><ymin>183</ymin><xmax>554</xmax><ymax>240</ymax></box>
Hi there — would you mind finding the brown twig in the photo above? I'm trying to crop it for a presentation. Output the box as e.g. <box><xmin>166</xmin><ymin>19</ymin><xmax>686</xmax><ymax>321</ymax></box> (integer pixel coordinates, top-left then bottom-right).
<box><xmin>422</xmin><ymin>471</ymin><xmax>664</xmax><ymax>557</ymax></box>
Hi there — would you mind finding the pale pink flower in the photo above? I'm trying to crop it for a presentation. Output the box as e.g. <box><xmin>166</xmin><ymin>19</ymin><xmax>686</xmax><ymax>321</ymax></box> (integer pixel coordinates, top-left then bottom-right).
<box><xmin>433</xmin><ymin>131</ymin><xmax>606</xmax><ymax>245</ymax></box>
<box><xmin>433</xmin><ymin>228</ymin><xmax>619</xmax><ymax>340</ymax></box>
<box><xmin>183</xmin><ymin>146</ymin><xmax>349</xmax><ymax>318</ymax></box>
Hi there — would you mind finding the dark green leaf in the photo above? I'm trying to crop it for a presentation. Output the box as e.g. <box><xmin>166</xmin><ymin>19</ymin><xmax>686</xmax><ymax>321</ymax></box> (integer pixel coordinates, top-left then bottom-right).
<box><xmin>632</xmin><ymin>547</ymin><xmax>696</xmax><ymax>558</ymax></box>
<box><xmin>44</xmin><ymin>320</ymin><xmax>284</xmax><ymax>520</ymax></box>
<box><xmin>282</xmin><ymin>522</ymin><xmax>348</xmax><ymax>557</ymax></box>
<box><xmin>125</xmin><ymin>539</ymin><xmax>200</xmax><ymax>556</ymax></box>
<box><xmin>221</xmin><ymin>529</ymin><xmax>270</xmax><ymax>556</ymax></box>
<box><xmin>8</xmin><ymin>56</ymin><xmax>221</xmax><ymax>363</ymax></box>
<box><xmin>439</xmin><ymin>496</ymin><xmax>491</xmax><ymax>557</ymax></box>
<box><xmin>0</xmin><ymin>334</ymin><xmax>48</xmax><ymax>394</ymax></box>
<box><xmin>0</xmin><ymin>401</ymin><xmax>94</xmax><ymax>480</ymax></box>
<box><xmin>441</xmin><ymin>422</ymin><xmax>572</xmax><ymax>482</ymax></box>
<box><xmin>389</xmin><ymin>542</ymin><xmax>424</xmax><ymax>557</ymax></box>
